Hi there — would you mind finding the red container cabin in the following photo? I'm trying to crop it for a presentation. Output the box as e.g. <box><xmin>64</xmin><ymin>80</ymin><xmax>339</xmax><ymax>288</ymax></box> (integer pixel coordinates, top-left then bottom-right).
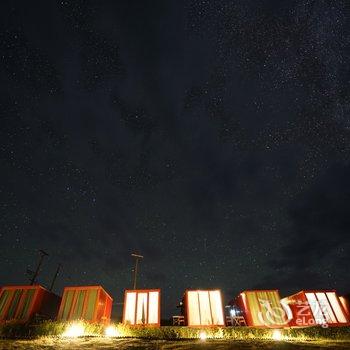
<box><xmin>183</xmin><ymin>289</ymin><xmax>225</xmax><ymax>327</ymax></box>
<box><xmin>57</xmin><ymin>286</ymin><xmax>112</xmax><ymax>324</ymax></box>
<box><xmin>228</xmin><ymin>290</ymin><xmax>289</xmax><ymax>328</ymax></box>
<box><xmin>281</xmin><ymin>290</ymin><xmax>350</xmax><ymax>327</ymax></box>
<box><xmin>123</xmin><ymin>289</ymin><xmax>161</xmax><ymax>326</ymax></box>
<box><xmin>0</xmin><ymin>285</ymin><xmax>61</xmax><ymax>323</ymax></box>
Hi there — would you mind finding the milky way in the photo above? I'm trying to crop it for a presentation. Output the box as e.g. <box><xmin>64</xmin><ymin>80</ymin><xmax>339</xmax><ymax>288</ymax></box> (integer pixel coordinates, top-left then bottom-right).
<box><xmin>0</xmin><ymin>0</ymin><xmax>349</xmax><ymax>318</ymax></box>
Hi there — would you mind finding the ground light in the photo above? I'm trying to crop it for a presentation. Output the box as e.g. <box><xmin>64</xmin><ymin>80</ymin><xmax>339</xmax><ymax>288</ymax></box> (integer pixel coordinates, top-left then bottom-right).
<box><xmin>104</xmin><ymin>325</ymin><xmax>120</xmax><ymax>337</ymax></box>
<box><xmin>272</xmin><ymin>329</ymin><xmax>283</xmax><ymax>341</ymax></box>
<box><xmin>199</xmin><ymin>331</ymin><xmax>207</xmax><ymax>341</ymax></box>
<box><xmin>62</xmin><ymin>322</ymin><xmax>85</xmax><ymax>338</ymax></box>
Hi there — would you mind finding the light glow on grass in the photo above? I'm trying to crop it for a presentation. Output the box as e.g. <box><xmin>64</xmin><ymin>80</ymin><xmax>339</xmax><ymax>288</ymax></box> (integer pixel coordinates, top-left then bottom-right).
<box><xmin>272</xmin><ymin>329</ymin><xmax>283</xmax><ymax>341</ymax></box>
<box><xmin>199</xmin><ymin>331</ymin><xmax>207</xmax><ymax>341</ymax></box>
<box><xmin>61</xmin><ymin>322</ymin><xmax>85</xmax><ymax>338</ymax></box>
<box><xmin>104</xmin><ymin>325</ymin><xmax>120</xmax><ymax>337</ymax></box>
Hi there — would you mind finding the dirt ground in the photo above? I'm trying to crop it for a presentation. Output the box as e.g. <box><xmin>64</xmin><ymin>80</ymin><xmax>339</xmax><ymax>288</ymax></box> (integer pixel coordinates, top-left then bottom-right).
<box><xmin>1</xmin><ymin>338</ymin><xmax>350</xmax><ymax>350</ymax></box>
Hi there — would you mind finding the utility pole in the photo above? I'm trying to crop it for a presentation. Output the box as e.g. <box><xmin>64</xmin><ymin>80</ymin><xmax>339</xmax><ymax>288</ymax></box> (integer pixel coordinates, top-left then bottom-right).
<box><xmin>30</xmin><ymin>250</ymin><xmax>49</xmax><ymax>285</ymax></box>
<box><xmin>131</xmin><ymin>253</ymin><xmax>143</xmax><ymax>290</ymax></box>
<box><xmin>49</xmin><ymin>263</ymin><xmax>62</xmax><ymax>292</ymax></box>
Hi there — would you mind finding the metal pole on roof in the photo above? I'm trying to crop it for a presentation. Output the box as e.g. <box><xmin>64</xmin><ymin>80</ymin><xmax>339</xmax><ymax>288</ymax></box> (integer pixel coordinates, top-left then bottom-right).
<box><xmin>131</xmin><ymin>253</ymin><xmax>143</xmax><ymax>290</ymax></box>
<box><xmin>30</xmin><ymin>249</ymin><xmax>49</xmax><ymax>285</ymax></box>
<box><xmin>49</xmin><ymin>263</ymin><xmax>62</xmax><ymax>292</ymax></box>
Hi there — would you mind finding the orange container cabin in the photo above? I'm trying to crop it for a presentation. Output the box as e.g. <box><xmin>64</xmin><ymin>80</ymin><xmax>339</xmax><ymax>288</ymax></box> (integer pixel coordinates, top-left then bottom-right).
<box><xmin>281</xmin><ymin>290</ymin><xmax>350</xmax><ymax>327</ymax></box>
<box><xmin>229</xmin><ymin>290</ymin><xmax>289</xmax><ymax>328</ymax></box>
<box><xmin>57</xmin><ymin>286</ymin><xmax>112</xmax><ymax>324</ymax></box>
<box><xmin>122</xmin><ymin>289</ymin><xmax>161</xmax><ymax>327</ymax></box>
<box><xmin>0</xmin><ymin>285</ymin><xmax>61</xmax><ymax>323</ymax></box>
<box><xmin>183</xmin><ymin>289</ymin><xmax>225</xmax><ymax>327</ymax></box>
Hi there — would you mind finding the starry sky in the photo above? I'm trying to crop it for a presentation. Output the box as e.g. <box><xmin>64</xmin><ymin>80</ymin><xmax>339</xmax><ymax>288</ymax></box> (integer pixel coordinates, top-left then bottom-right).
<box><xmin>0</xmin><ymin>0</ymin><xmax>349</xmax><ymax>319</ymax></box>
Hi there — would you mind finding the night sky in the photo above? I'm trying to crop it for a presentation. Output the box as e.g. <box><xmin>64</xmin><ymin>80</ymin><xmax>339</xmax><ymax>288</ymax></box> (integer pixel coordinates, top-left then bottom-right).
<box><xmin>1</xmin><ymin>0</ymin><xmax>349</xmax><ymax>319</ymax></box>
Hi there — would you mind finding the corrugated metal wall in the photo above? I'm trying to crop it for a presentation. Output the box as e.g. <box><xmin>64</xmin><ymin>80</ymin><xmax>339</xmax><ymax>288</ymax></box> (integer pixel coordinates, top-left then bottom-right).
<box><xmin>0</xmin><ymin>286</ymin><xmax>60</xmax><ymax>322</ymax></box>
<box><xmin>235</xmin><ymin>290</ymin><xmax>288</xmax><ymax>328</ymax></box>
<box><xmin>57</xmin><ymin>286</ymin><xmax>112</xmax><ymax>324</ymax></box>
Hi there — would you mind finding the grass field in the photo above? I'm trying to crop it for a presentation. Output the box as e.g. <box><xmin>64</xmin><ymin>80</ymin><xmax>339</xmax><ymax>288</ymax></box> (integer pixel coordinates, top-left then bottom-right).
<box><xmin>1</xmin><ymin>338</ymin><xmax>350</xmax><ymax>350</ymax></box>
<box><xmin>1</xmin><ymin>321</ymin><xmax>350</xmax><ymax>341</ymax></box>
<box><xmin>1</xmin><ymin>322</ymin><xmax>350</xmax><ymax>349</ymax></box>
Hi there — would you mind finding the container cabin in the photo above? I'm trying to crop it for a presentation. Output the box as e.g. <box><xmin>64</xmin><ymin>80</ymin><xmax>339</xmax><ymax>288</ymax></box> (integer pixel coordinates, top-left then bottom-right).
<box><xmin>281</xmin><ymin>290</ymin><xmax>350</xmax><ymax>327</ymax></box>
<box><xmin>228</xmin><ymin>290</ymin><xmax>289</xmax><ymax>328</ymax></box>
<box><xmin>57</xmin><ymin>285</ymin><xmax>112</xmax><ymax>324</ymax></box>
<box><xmin>0</xmin><ymin>285</ymin><xmax>61</xmax><ymax>323</ymax></box>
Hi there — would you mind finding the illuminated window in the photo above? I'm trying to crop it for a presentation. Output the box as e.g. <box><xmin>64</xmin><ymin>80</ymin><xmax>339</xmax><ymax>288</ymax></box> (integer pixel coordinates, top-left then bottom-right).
<box><xmin>198</xmin><ymin>291</ymin><xmax>212</xmax><ymax>325</ymax></box>
<box><xmin>209</xmin><ymin>290</ymin><xmax>224</xmax><ymax>325</ymax></box>
<box><xmin>326</xmin><ymin>292</ymin><xmax>348</xmax><ymax>323</ymax></box>
<box><xmin>187</xmin><ymin>291</ymin><xmax>200</xmax><ymax>325</ymax></box>
<box><xmin>136</xmin><ymin>292</ymin><xmax>148</xmax><ymax>324</ymax></box>
<box><xmin>148</xmin><ymin>291</ymin><xmax>159</xmax><ymax>324</ymax></box>
<box><xmin>305</xmin><ymin>293</ymin><xmax>325</xmax><ymax>325</ymax></box>
<box><xmin>186</xmin><ymin>290</ymin><xmax>224</xmax><ymax>326</ymax></box>
<box><xmin>315</xmin><ymin>293</ymin><xmax>337</xmax><ymax>324</ymax></box>
<box><xmin>124</xmin><ymin>292</ymin><xmax>136</xmax><ymax>325</ymax></box>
